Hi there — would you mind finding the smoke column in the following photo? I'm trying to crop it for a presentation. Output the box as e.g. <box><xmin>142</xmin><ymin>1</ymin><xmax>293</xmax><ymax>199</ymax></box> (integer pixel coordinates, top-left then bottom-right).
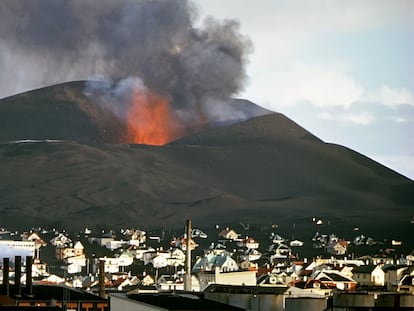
<box><xmin>0</xmin><ymin>0</ymin><xmax>253</xmax><ymax>144</ymax></box>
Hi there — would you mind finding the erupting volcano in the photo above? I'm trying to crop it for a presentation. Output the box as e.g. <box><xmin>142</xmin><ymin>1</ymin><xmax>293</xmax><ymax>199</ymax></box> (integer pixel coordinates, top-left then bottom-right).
<box><xmin>126</xmin><ymin>89</ymin><xmax>184</xmax><ymax>146</ymax></box>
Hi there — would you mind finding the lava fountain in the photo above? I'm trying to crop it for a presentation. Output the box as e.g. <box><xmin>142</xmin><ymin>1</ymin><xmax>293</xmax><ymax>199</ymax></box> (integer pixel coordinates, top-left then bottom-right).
<box><xmin>126</xmin><ymin>89</ymin><xmax>184</xmax><ymax>146</ymax></box>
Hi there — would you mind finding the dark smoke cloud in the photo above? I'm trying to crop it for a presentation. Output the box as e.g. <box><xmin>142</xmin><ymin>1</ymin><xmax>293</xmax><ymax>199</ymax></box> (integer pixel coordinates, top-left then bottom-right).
<box><xmin>0</xmin><ymin>0</ymin><xmax>252</xmax><ymax>120</ymax></box>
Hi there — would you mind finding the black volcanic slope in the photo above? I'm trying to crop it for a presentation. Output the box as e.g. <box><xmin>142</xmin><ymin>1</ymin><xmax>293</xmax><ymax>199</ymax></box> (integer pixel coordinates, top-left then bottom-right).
<box><xmin>0</xmin><ymin>81</ymin><xmax>128</xmax><ymax>143</ymax></box>
<box><xmin>0</xmin><ymin>82</ymin><xmax>413</xmax><ymax>237</ymax></box>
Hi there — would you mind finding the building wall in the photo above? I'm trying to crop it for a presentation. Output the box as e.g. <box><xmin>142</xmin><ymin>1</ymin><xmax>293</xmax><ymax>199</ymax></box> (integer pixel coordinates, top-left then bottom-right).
<box><xmin>198</xmin><ymin>270</ymin><xmax>256</xmax><ymax>291</ymax></box>
<box><xmin>215</xmin><ymin>270</ymin><xmax>256</xmax><ymax>287</ymax></box>
<box><xmin>0</xmin><ymin>241</ymin><xmax>35</xmax><ymax>260</ymax></box>
<box><xmin>205</xmin><ymin>292</ymin><xmax>325</xmax><ymax>311</ymax></box>
<box><xmin>285</xmin><ymin>297</ymin><xmax>329</xmax><ymax>311</ymax></box>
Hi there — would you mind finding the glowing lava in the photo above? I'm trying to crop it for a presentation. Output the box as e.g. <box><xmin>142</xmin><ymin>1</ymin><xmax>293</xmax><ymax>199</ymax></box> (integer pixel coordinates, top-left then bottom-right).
<box><xmin>126</xmin><ymin>89</ymin><xmax>183</xmax><ymax>145</ymax></box>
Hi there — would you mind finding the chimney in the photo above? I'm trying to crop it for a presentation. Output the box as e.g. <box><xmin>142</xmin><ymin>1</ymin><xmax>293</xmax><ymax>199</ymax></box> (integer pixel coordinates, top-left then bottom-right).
<box><xmin>14</xmin><ymin>256</ymin><xmax>22</xmax><ymax>297</ymax></box>
<box><xmin>25</xmin><ymin>256</ymin><xmax>33</xmax><ymax>297</ymax></box>
<box><xmin>2</xmin><ymin>258</ymin><xmax>10</xmax><ymax>296</ymax></box>
<box><xmin>184</xmin><ymin>219</ymin><xmax>192</xmax><ymax>291</ymax></box>
<box><xmin>98</xmin><ymin>260</ymin><xmax>106</xmax><ymax>299</ymax></box>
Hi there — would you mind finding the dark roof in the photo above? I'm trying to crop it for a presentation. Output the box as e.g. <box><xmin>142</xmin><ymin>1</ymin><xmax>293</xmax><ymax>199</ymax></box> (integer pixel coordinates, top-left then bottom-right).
<box><xmin>204</xmin><ymin>284</ymin><xmax>287</xmax><ymax>295</ymax></box>
<box><xmin>353</xmin><ymin>265</ymin><xmax>376</xmax><ymax>274</ymax></box>
<box><xmin>127</xmin><ymin>293</ymin><xmax>244</xmax><ymax>310</ymax></box>
<box><xmin>7</xmin><ymin>285</ymin><xmax>107</xmax><ymax>302</ymax></box>
<box><xmin>323</xmin><ymin>272</ymin><xmax>353</xmax><ymax>282</ymax></box>
<box><xmin>291</xmin><ymin>280</ymin><xmax>330</xmax><ymax>290</ymax></box>
<box><xmin>382</xmin><ymin>264</ymin><xmax>408</xmax><ymax>272</ymax></box>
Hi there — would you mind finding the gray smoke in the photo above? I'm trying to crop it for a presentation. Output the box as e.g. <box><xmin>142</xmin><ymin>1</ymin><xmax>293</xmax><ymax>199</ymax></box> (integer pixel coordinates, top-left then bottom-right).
<box><xmin>0</xmin><ymin>0</ymin><xmax>252</xmax><ymax>120</ymax></box>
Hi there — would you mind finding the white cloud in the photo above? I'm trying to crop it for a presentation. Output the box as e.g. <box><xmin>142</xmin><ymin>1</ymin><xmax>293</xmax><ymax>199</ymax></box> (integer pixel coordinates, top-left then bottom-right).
<box><xmin>245</xmin><ymin>62</ymin><xmax>364</xmax><ymax>110</ymax></box>
<box><xmin>317</xmin><ymin>111</ymin><xmax>375</xmax><ymax>125</ymax></box>
<box><xmin>316</xmin><ymin>111</ymin><xmax>335</xmax><ymax>120</ymax></box>
<box><xmin>340</xmin><ymin>112</ymin><xmax>374</xmax><ymax>125</ymax></box>
<box><xmin>391</xmin><ymin>117</ymin><xmax>408</xmax><ymax>123</ymax></box>
<box><xmin>365</xmin><ymin>86</ymin><xmax>414</xmax><ymax>107</ymax></box>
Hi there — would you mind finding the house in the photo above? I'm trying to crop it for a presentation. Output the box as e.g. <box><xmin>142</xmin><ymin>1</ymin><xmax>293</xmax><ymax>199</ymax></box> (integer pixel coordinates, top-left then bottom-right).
<box><xmin>270</xmin><ymin>233</ymin><xmax>286</xmax><ymax>244</ymax></box>
<box><xmin>141</xmin><ymin>274</ymin><xmax>155</xmax><ymax>286</ymax></box>
<box><xmin>206</xmin><ymin>243</ymin><xmax>231</xmax><ymax>256</ymax></box>
<box><xmin>218</xmin><ymin>228</ymin><xmax>239</xmax><ymax>240</ymax></box>
<box><xmin>286</xmin><ymin>280</ymin><xmax>332</xmax><ymax>298</ymax></box>
<box><xmin>326</xmin><ymin>240</ymin><xmax>347</xmax><ymax>255</ymax></box>
<box><xmin>156</xmin><ymin>274</ymin><xmax>200</xmax><ymax>292</ymax></box>
<box><xmin>150</xmin><ymin>254</ymin><xmax>169</xmax><ymax>269</ymax></box>
<box><xmin>124</xmin><ymin>229</ymin><xmax>146</xmax><ymax>246</ymax></box>
<box><xmin>257</xmin><ymin>272</ymin><xmax>294</xmax><ymax>286</ymax></box>
<box><xmin>240</xmin><ymin>248</ymin><xmax>262</xmax><ymax>262</ymax></box>
<box><xmin>237</xmin><ymin>237</ymin><xmax>259</xmax><ymax>249</ymax></box>
<box><xmin>382</xmin><ymin>264</ymin><xmax>409</xmax><ymax>291</ymax></box>
<box><xmin>371</xmin><ymin>265</ymin><xmax>386</xmax><ymax>286</ymax></box>
<box><xmin>352</xmin><ymin>265</ymin><xmax>377</xmax><ymax>286</ymax></box>
<box><xmin>398</xmin><ymin>275</ymin><xmax>414</xmax><ymax>293</ymax></box>
<box><xmin>198</xmin><ymin>268</ymin><xmax>257</xmax><ymax>291</ymax></box>
<box><xmin>65</xmin><ymin>255</ymin><xmax>87</xmax><ymax>274</ymax></box>
<box><xmin>50</xmin><ymin>233</ymin><xmax>72</xmax><ymax>247</ymax></box>
<box><xmin>170</xmin><ymin>236</ymin><xmax>198</xmax><ymax>251</ymax></box>
<box><xmin>167</xmin><ymin>248</ymin><xmax>185</xmax><ymax>267</ymax></box>
<box><xmin>32</xmin><ymin>258</ymin><xmax>48</xmax><ymax>277</ymax></box>
<box><xmin>99</xmin><ymin>254</ymin><xmax>134</xmax><ymax>273</ymax></box>
<box><xmin>290</xmin><ymin>240</ymin><xmax>304</xmax><ymax>247</ymax></box>
<box><xmin>73</xmin><ymin>241</ymin><xmax>84</xmax><ymax>256</ymax></box>
<box><xmin>192</xmin><ymin>254</ymin><xmax>239</xmax><ymax>273</ymax></box>
<box><xmin>143</xmin><ymin>251</ymin><xmax>170</xmax><ymax>266</ymax></box>
<box><xmin>134</xmin><ymin>246</ymin><xmax>155</xmax><ymax>260</ymax></box>
<box><xmin>55</xmin><ymin>241</ymin><xmax>84</xmax><ymax>260</ymax></box>
<box><xmin>239</xmin><ymin>260</ymin><xmax>257</xmax><ymax>271</ymax></box>
<box><xmin>21</xmin><ymin>232</ymin><xmax>47</xmax><ymax>258</ymax></box>
<box><xmin>314</xmin><ymin>270</ymin><xmax>357</xmax><ymax>291</ymax></box>
<box><xmin>269</xmin><ymin>244</ymin><xmax>292</xmax><ymax>260</ymax></box>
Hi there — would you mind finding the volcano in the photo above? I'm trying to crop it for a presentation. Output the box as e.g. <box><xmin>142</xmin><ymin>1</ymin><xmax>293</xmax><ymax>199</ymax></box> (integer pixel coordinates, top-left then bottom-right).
<box><xmin>0</xmin><ymin>82</ymin><xmax>413</xmax><ymax>241</ymax></box>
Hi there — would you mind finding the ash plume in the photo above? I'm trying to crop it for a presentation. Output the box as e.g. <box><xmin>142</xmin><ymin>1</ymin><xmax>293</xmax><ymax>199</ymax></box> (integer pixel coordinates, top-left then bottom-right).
<box><xmin>0</xmin><ymin>0</ymin><xmax>252</xmax><ymax>124</ymax></box>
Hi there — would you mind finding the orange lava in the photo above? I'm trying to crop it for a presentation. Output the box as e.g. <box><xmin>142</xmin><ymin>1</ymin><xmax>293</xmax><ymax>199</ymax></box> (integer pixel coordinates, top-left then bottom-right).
<box><xmin>126</xmin><ymin>89</ymin><xmax>182</xmax><ymax>145</ymax></box>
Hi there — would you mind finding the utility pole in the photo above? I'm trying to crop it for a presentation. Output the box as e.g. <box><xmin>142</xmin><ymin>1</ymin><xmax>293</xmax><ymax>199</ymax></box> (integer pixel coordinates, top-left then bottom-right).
<box><xmin>184</xmin><ymin>219</ymin><xmax>192</xmax><ymax>291</ymax></box>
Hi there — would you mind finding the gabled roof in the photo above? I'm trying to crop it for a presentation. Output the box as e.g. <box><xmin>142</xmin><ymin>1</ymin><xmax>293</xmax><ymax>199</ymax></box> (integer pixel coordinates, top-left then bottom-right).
<box><xmin>382</xmin><ymin>264</ymin><xmax>408</xmax><ymax>272</ymax></box>
<box><xmin>315</xmin><ymin>271</ymin><xmax>356</xmax><ymax>283</ymax></box>
<box><xmin>353</xmin><ymin>265</ymin><xmax>376</xmax><ymax>274</ymax></box>
<box><xmin>73</xmin><ymin>241</ymin><xmax>84</xmax><ymax>249</ymax></box>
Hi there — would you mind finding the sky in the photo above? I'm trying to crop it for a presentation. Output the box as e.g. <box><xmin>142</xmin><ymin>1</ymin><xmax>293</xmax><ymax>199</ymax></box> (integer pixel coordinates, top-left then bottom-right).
<box><xmin>193</xmin><ymin>0</ymin><xmax>414</xmax><ymax>180</ymax></box>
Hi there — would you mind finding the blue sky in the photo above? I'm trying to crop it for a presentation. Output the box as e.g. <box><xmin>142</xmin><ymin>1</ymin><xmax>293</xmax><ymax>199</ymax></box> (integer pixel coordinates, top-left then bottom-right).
<box><xmin>193</xmin><ymin>0</ymin><xmax>414</xmax><ymax>179</ymax></box>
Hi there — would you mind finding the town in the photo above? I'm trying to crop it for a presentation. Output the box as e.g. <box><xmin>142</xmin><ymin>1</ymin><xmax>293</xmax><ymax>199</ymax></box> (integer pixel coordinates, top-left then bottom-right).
<box><xmin>0</xmin><ymin>218</ymin><xmax>413</xmax><ymax>310</ymax></box>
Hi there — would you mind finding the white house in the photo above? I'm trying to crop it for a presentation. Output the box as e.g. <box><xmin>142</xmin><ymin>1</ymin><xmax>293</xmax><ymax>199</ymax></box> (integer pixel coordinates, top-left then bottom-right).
<box><xmin>314</xmin><ymin>270</ymin><xmax>357</xmax><ymax>291</ymax></box>
<box><xmin>325</xmin><ymin>240</ymin><xmax>347</xmax><ymax>255</ymax></box>
<box><xmin>65</xmin><ymin>255</ymin><xmax>87</xmax><ymax>274</ymax></box>
<box><xmin>134</xmin><ymin>246</ymin><xmax>155</xmax><ymax>260</ymax></box>
<box><xmin>171</xmin><ymin>236</ymin><xmax>198</xmax><ymax>251</ymax></box>
<box><xmin>99</xmin><ymin>254</ymin><xmax>134</xmax><ymax>274</ymax></box>
<box><xmin>290</xmin><ymin>240</ymin><xmax>304</xmax><ymax>247</ymax></box>
<box><xmin>371</xmin><ymin>265</ymin><xmax>386</xmax><ymax>286</ymax></box>
<box><xmin>383</xmin><ymin>264</ymin><xmax>409</xmax><ymax>291</ymax></box>
<box><xmin>237</xmin><ymin>237</ymin><xmax>259</xmax><ymax>249</ymax></box>
<box><xmin>50</xmin><ymin>233</ymin><xmax>72</xmax><ymax>247</ymax></box>
<box><xmin>197</xmin><ymin>268</ymin><xmax>256</xmax><ymax>291</ymax></box>
<box><xmin>143</xmin><ymin>251</ymin><xmax>170</xmax><ymax>266</ymax></box>
<box><xmin>193</xmin><ymin>254</ymin><xmax>239</xmax><ymax>273</ymax></box>
<box><xmin>218</xmin><ymin>228</ymin><xmax>239</xmax><ymax>240</ymax></box>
